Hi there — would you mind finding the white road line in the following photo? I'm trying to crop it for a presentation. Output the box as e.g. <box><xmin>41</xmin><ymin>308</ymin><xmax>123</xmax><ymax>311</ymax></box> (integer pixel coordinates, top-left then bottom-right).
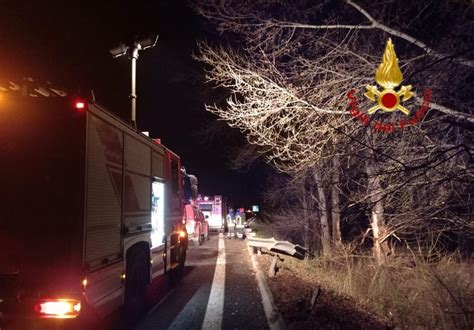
<box><xmin>201</xmin><ymin>233</ymin><xmax>226</xmax><ymax>330</ymax></box>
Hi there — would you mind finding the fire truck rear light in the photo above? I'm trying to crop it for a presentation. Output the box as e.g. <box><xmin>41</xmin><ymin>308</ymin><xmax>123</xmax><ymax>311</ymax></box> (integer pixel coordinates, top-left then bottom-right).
<box><xmin>72</xmin><ymin>98</ymin><xmax>88</xmax><ymax>111</ymax></box>
<box><xmin>75</xmin><ymin>101</ymin><xmax>85</xmax><ymax>109</ymax></box>
<box><xmin>35</xmin><ymin>299</ymin><xmax>81</xmax><ymax>318</ymax></box>
<box><xmin>179</xmin><ymin>230</ymin><xmax>187</xmax><ymax>238</ymax></box>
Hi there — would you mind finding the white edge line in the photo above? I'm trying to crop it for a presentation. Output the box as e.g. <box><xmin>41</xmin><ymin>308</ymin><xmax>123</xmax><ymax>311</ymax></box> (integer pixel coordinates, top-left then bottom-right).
<box><xmin>201</xmin><ymin>233</ymin><xmax>226</xmax><ymax>330</ymax></box>
<box><xmin>248</xmin><ymin>245</ymin><xmax>287</xmax><ymax>330</ymax></box>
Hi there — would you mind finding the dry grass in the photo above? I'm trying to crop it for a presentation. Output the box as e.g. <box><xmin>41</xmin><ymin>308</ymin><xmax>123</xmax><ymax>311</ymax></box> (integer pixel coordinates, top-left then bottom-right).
<box><xmin>282</xmin><ymin>246</ymin><xmax>474</xmax><ymax>329</ymax></box>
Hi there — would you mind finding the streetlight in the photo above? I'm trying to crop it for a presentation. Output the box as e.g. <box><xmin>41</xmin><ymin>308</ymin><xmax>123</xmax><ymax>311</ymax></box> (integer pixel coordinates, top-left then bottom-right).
<box><xmin>109</xmin><ymin>35</ymin><xmax>158</xmax><ymax>129</ymax></box>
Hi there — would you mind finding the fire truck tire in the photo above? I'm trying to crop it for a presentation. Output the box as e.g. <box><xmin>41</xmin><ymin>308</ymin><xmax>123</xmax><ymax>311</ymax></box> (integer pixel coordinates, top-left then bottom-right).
<box><xmin>179</xmin><ymin>246</ymin><xmax>187</xmax><ymax>270</ymax></box>
<box><xmin>170</xmin><ymin>245</ymin><xmax>186</xmax><ymax>284</ymax></box>
<box><xmin>123</xmin><ymin>246</ymin><xmax>149</xmax><ymax>325</ymax></box>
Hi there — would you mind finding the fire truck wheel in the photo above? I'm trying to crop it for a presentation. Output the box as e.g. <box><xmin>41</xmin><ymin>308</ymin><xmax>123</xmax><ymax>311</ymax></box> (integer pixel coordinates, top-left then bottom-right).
<box><xmin>170</xmin><ymin>245</ymin><xmax>186</xmax><ymax>284</ymax></box>
<box><xmin>124</xmin><ymin>247</ymin><xmax>149</xmax><ymax>325</ymax></box>
<box><xmin>179</xmin><ymin>246</ymin><xmax>187</xmax><ymax>270</ymax></box>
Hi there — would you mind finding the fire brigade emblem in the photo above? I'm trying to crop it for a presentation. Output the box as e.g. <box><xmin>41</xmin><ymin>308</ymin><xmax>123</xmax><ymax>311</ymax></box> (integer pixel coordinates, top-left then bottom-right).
<box><xmin>364</xmin><ymin>38</ymin><xmax>413</xmax><ymax>115</ymax></box>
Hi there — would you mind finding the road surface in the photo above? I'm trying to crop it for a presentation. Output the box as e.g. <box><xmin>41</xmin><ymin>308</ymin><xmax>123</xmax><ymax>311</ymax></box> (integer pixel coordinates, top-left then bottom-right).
<box><xmin>134</xmin><ymin>233</ymin><xmax>269</xmax><ymax>329</ymax></box>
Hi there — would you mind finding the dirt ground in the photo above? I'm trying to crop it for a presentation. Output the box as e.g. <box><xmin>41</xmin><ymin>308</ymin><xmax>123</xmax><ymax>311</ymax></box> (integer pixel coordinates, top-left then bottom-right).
<box><xmin>258</xmin><ymin>253</ymin><xmax>391</xmax><ymax>330</ymax></box>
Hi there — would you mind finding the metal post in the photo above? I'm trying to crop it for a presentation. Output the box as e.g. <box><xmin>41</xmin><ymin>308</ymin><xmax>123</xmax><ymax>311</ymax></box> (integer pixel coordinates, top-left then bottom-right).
<box><xmin>130</xmin><ymin>45</ymin><xmax>140</xmax><ymax>128</ymax></box>
<box><xmin>109</xmin><ymin>35</ymin><xmax>158</xmax><ymax>130</ymax></box>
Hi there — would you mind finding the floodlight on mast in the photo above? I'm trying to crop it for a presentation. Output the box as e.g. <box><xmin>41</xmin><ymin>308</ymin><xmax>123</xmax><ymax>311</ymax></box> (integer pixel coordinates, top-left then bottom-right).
<box><xmin>109</xmin><ymin>35</ymin><xmax>158</xmax><ymax>128</ymax></box>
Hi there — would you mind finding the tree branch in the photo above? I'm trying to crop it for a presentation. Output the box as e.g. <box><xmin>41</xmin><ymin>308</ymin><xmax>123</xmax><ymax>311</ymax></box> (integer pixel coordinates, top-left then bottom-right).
<box><xmin>261</xmin><ymin>0</ymin><xmax>474</xmax><ymax>68</ymax></box>
<box><xmin>414</xmin><ymin>96</ymin><xmax>474</xmax><ymax>124</ymax></box>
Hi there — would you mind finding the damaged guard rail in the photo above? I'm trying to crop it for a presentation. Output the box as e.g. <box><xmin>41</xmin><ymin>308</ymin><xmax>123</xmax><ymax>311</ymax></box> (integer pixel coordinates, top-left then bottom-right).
<box><xmin>247</xmin><ymin>236</ymin><xmax>307</xmax><ymax>277</ymax></box>
<box><xmin>247</xmin><ymin>236</ymin><xmax>307</xmax><ymax>260</ymax></box>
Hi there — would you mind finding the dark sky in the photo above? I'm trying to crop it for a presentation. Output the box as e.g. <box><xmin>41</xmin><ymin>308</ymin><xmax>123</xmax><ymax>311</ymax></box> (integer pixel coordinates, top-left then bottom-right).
<box><xmin>0</xmin><ymin>0</ymin><xmax>270</xmax><ymax>207</ymax></box>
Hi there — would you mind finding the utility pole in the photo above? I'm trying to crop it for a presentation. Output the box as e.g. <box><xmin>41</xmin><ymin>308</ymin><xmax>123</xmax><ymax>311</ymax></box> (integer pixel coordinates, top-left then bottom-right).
<box><xmin>109</xmin><ymin>35</ymin><xmax>158</xmax><ymax>129</ymax></box>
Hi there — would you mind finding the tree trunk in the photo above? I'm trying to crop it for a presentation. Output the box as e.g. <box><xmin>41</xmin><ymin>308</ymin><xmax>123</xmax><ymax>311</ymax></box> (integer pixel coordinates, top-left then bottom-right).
<box><xmin>331</xmin><ymin>156</ymin><xmax>342</xmax><ymax>244</ymax></box>
<box><xmin>313</xmin><ymin>169</ymin><xmax>331</xmax><ymax>257</ymax></box>
<box><xmin>301</xmin><ymin>182</ymin><xmax>312</xmax><ymax>257</ymax></box>
<box><xmin>365</xmin><ymin>161</ymin><xmax>388</xmax><ymax>264</ymax></box>
<box><xmin>312</xmin><ymin>202</ymin><xmax>322</xmax><ymax>253</ymax></box>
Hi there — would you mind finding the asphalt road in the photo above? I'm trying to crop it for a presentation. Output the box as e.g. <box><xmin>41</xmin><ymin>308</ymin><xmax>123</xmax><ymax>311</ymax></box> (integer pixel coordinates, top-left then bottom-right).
<box><xmin>135</xmin><ymin>233</ymin><xmax>269</xmax><ymax>330</ymax></box>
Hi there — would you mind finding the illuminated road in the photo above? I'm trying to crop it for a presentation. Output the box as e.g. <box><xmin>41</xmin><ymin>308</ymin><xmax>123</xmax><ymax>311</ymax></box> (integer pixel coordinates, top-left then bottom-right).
<box><xmin>134</xmin><ymin>233</ymin><xmax>269</xmax><ymax>330</ymax></box>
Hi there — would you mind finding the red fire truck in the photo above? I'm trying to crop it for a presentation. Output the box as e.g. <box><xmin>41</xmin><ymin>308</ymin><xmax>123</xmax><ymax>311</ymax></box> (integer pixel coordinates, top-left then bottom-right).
<box><xmin>182</xmin><ymin>172</ymin><xmax>209</xmax><ymax>245</ymax></box>
<box><xmin>0</xmin><ymin>88</ymin><xmax>187</xmax><ymax>326</ymax></box>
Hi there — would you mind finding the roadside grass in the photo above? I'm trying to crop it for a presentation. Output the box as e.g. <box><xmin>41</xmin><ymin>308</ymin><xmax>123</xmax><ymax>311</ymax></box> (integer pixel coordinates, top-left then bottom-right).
<box><xmin>282</xmin><ymin>246</ymin><xmax>473</xmax><ymax>329</ymax></box>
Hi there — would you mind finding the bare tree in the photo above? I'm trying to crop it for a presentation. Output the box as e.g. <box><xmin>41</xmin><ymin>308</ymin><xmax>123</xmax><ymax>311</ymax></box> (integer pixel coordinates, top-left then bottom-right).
<box><xmin>193</xmin><ymin>0</ymin><xmax>473</xmax><ymax>261</ymax></box>
<box><xmin>262</xmin><ymin>171</ymin><xmax>318</xmax><ymax>255</ymax></box>
<box><xmin>331</xmin><ymin>155</ymin><xmax>342</xmax><ymax>244</ymax></box>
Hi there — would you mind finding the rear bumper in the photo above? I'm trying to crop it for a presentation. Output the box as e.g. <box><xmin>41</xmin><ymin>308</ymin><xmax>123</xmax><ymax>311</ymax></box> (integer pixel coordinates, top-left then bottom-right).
<box><xmin>0</xmin><ymin>295</ymin><xmax>82</xmax><ymax>320</ymax></box>
<box><xmin>208</xmin><ymin>225</ymin><xmax>222</xmax><ymax>232</ymax></box>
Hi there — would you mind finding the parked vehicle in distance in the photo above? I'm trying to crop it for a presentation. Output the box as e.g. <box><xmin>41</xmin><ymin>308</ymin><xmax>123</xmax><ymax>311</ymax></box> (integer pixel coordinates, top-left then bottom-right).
<box><xmin>183</xmin><ymin>204</ymin><xmax>209</xmax><ymax>246</ymax></box>
<box><xmin>199</xmin><ymin>210</ymin><xmax>210</xmax><ymax>242</ymax></box>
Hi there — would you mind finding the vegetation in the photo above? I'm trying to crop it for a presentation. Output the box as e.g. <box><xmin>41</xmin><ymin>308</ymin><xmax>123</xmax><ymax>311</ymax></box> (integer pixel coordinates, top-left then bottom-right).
<box><xmin>192</xmin><ymin>0</ymin><xmax>473</xmax><ymax>326</ymax></box>
<box><xmin>282</xmin><ymin>244</ymin><xmax>473</xmax><ymax>329</ymax></box>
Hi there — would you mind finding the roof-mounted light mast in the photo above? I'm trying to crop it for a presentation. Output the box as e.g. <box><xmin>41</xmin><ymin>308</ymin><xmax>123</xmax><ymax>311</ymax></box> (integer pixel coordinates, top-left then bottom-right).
<box><xmin>109</xmin><ymin>35</ymin><xmax>158</xmax><ymax>129</ymax></box>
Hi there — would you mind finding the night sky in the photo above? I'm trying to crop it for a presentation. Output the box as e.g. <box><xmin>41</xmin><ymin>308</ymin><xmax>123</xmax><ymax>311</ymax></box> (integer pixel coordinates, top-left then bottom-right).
<box><xmin>0</xmin><ymin>0</ymin><xmax>271</xmax><ymax>208</ymax></box>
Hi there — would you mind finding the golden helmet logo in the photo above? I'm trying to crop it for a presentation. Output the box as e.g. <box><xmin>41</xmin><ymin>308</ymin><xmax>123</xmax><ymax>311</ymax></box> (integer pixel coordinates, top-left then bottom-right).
<box><xmin>347</xmin><ymin>38</ymin><xmax>432</xmax><ymax>134</ymax></box>
<box><xmin>364</xmin><ymin>38</ymin><xmax>413</xmax><ymax>115</ymax></box>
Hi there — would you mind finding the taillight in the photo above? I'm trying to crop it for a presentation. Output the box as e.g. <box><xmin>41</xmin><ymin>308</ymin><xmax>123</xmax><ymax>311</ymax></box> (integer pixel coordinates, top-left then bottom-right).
<box><xmin>35</xmin><ymin>299</ymin><xmax>81</xmax><ymax>319</ymax></box>
<box><xmin>75</xmin><ymin>101</ymin><xmax>85</xmax><ymax>109</ymax></box>
<box><xmin>72</xmin><ymin>99</ymin><xmax>88</xmax><ymax>112</ymax></box>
